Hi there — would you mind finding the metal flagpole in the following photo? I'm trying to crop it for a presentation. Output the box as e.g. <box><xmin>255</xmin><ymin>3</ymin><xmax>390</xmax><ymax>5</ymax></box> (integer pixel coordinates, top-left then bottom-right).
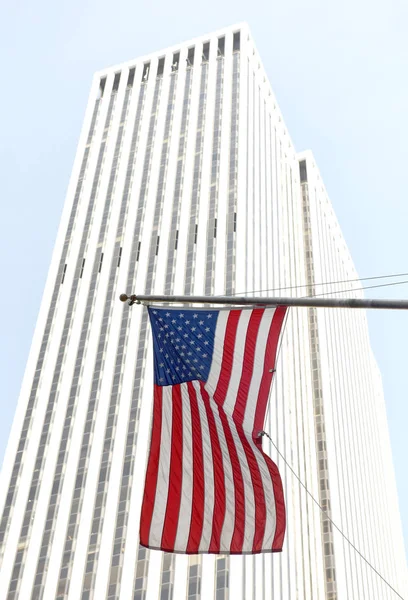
<box><xmin>119</xmin><ymin>293</ymin><xmax>408</xmax><ymax>310</ymax></box>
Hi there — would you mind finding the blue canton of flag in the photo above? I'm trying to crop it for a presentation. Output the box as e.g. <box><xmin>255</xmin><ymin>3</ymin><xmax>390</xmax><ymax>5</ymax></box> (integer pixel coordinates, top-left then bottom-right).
<box><xmin>149</xmin><ymin>307</ymin><xmax>219</xmax><ymax>386</ymax></box>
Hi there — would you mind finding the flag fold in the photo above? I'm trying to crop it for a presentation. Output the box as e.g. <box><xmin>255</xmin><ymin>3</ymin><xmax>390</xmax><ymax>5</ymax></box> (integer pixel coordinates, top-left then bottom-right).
<box><xmin>140</xmin><ymin>305</ymin><xmax>287</xmax><ymax>554</ymax></box>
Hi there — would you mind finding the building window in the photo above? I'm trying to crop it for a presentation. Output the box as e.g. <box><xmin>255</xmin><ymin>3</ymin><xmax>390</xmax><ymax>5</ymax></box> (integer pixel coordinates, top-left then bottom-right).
<box><xmin>61</xmin><ymin>264</ymin><xmax>67</xmax><ymax>284</ymax></box>
<box><xmin>117</xmin><ymin>247</ymin><xmax>122</xmax><ymax>267</ymax></box>
<box><xmin>187</xmin><ymin>558</ymin><xmax>201</xmax><ymax>599</ymax></box>
<box><xmin>215</xmin><ymin>557</ymin><xmax>229</xmax><ymax>600</ymax></box>
<box><xmin>127</xmin><ymin>68</ymin><xmax>135</xmax><ymax>88</ymax></box>
<box><xmin>112</xmin><ymin>73</ymin><xmax>121</xmax><ymax>92</ymax></box>
<box><xmin>299</xmin><ymin>159</ymin><xmax>308</xmax><ymax>183</ymax></box>
<box><xmin>142</xmin><ymin>63</ymin><xmax>150</xmax><ymax>82</ymax></box>
<box><xmin>325</xmin><ymin>542</ymin><xmax>334</xmax><ymax>556</ymax></box>
<box><xmin>172</xmin><ymin>52</ymin><xmax>180</xmax><ymax>72</ymax></box>
<box><xmin>98</xmin><ymin>77</ymin><xmax>106</xmax><ymax>99</ymax></box>
<box><xmin>159</xmin><ymin>554</ymin><xmax>174</xmax><ymax>600</ymax></box>
<box><xmin>202</xmin><ymin>42</ymin><xmax>210</xmax><ymax>62</ymax></box>
<box><xmin>233</xmin><ymin>31</ymin><xmax>240</xmax><ymax>52</ymax></box>
<box><xmin>98</xmin><ymin>253</ymin><xmax>104</xmax><ymax>273</ymax></box>
<box><xmin>217</xmin><ymin>37</ymin><xmax>225</xmax><ymax>57</ymax></box>
<box><xmin>157</xmin><ymin>57</ymin><xmax>165</xmax><ymax>77</ymax></box>
<box><xmin>187</xmin><ymin>47</ymin><xmax>195</xmax><ymax>67</ymax></box>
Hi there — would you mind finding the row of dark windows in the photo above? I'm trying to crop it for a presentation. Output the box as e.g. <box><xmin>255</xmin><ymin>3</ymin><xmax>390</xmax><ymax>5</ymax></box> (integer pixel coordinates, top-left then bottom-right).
<box><xmin>98</xmin><ymin>31</ymin><xmax>241</xmax><ymax>97</ymax></box>
<box><xmin>60</xmin><ymin>209</ymin><xmax>238</xmax><ymax>285</ymax></box>
<box><xmin>61</xmin><ymin>247</ymin><xmax>124</xmax><ymax>284</ymax></box>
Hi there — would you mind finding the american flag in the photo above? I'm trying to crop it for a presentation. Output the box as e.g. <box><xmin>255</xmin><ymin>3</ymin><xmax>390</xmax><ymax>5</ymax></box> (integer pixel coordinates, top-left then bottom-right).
<box><xmin>140</xmin><ymin>305</ymin><xmax>287</xmax><ymax>554</ymax></box>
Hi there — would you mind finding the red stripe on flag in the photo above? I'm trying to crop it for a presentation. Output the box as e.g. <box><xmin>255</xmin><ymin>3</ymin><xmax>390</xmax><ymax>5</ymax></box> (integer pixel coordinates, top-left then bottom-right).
<box><xmin>253</xmin><ymin>306</ymin><xmax>287</xmax><ymax>438</ymax></box>
<box><xmin>218</xmin><ymin>407</ymin><xmax>245</xmax><ymax>553</ymax></box>
<box><xmin>186</xmin><ymin>382</ymin><xmax>205</xmax><ymax>552</ymax></box>
<box><xmin>264</xmin><ymin>452</ymin><xmax>286</xmax><ymax>551</ymax></box>
<box><xmin>161</xmin><ymin>385</ymin><xmax>183</xmax><ymax>550</ymax></box>
<box><xmin>199</xmin><ymin>382</ymin><xmax>226</xmax><ymax>552</ymax></box>
<box><xmin>140</xmin><ymin>385</ymin><xmax>163</xmax><ymax>547</ymax></box>
<box><xmin>214</xmin><ymin>310</ymin><xmax>241</xmax><ymax>406</ymax></box>
<box><xmin>236</xmin><ymin>426</ymin><xmax>267</xmax><ymax>552</ymax></box>
<box><xmin>232</xmin><ymin>309</ymin><xmax>264</xmax><ymax>426</ymax></box>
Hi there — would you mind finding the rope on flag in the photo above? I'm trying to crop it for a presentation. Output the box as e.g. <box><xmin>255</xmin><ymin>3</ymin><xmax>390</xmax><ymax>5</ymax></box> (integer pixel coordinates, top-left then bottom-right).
<box><xmin>140</xmin><ymin>305</ymin><xmax>287</xmax><ymax>554</ymax></box>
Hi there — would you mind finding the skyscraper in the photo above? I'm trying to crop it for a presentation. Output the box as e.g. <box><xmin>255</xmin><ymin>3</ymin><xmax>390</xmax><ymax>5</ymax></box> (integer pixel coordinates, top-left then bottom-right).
<box><xmin>0</xmin><ymin>22</ymin><xmax>406</xmax><ymax>600</ymax></box>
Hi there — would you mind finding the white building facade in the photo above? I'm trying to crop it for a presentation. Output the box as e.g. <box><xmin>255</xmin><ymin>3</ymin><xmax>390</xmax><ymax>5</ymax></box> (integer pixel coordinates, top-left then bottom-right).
<box><xmin>0</xmin><ymin>23</ymin><xmax>406</xmax><ymax>600</ymax></box>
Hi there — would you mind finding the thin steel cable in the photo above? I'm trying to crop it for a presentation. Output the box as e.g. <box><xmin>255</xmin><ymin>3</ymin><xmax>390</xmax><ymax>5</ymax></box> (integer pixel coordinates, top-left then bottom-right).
<box><xmin>258</xmin><ymin>280</ymin><xmax>406</xmax><ymax>435</ymax></box>
<box><xmin>230</xmin><ymin>271</ymin><xmax>408</xmax><ymax>298</ymax></box>
<box><xmin>260</xmin><ymin>430</ymin><xmax>406</xmax><ymax>600</ymax></box>
<box><xmin>306</xmin><ymin>279</ymin><xmax>408</xmax><ymax>298</ymax></box>
<box><xmin>264</xmin><ymin>305</ymin><xmax>405</xmax><ymax>597</ymax></box>
<box><xmin>134</xmin><ymin>275</ymin><xmax>408</xmax><ymax>307</ymax></box>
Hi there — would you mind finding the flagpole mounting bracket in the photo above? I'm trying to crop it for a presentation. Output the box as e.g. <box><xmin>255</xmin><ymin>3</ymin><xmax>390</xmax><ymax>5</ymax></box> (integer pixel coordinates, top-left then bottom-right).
<box><xmin>119</xmin><ymin>293</ymin><xmax>141</xmax><ymax>306</ymax></box>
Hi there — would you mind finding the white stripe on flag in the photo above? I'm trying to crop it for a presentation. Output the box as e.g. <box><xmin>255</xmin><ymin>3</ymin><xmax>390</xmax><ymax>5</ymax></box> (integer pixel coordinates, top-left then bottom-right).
<box><xmin>222</xmin><ymin>309</ymin><xmax>252</xmax><ymax>415</ymax></box>
<box><xmin>205</xmin><ymin>309</ymin><xmax>229</xmax><ymax>397</ymax></box>
<box><xmin>253</xmin><ymin>441</ymin><xmax>277</xmax><ymax>548</ymax></box>
<box><xmin>224</xmin><ymin>412</ymin><xmax>256</xmax><ymax>552</ymax></box>
<box><xmin>242</xmin><ymin>308</ymin><xmax>275</xmax><ymax>432</ymax></box>
<box><xmin>209</xmin><ymin>397</ymin><xmax>236</xmax><ymax>552</ymax></box>
<box><xmin>148</xmin><ymin>385</ymin><xmax>172</xmax><ymax>548</ymax></box>
<box><xmin>192</xmin><ymin>380</ymin><xmax>215</xmax><ymax>552</ymax></box>
<box><xmin>174</xmin><ymin>384</ymin><xmax>194</xmax><ymax>551</ymax></box>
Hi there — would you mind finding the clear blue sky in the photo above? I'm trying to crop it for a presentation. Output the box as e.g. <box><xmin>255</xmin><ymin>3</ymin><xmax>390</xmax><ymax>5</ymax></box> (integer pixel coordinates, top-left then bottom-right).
<box><xmin>1</xmin><ymin>0</ymin><xmax>407</xmax><ymax>563</ymax></box>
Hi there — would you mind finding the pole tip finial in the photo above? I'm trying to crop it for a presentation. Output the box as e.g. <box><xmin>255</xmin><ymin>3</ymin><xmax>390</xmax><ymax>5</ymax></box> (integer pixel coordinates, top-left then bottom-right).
<box><xmin>119</xmin><ymin>293</ymin><xmax>129</xmax><ymax>303</ymax></box>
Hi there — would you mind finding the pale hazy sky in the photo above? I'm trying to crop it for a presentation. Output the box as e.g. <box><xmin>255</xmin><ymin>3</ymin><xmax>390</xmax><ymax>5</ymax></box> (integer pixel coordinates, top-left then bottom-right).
<box><xmin>1</xmin><ymin>0</ymin><xmax>407</xmax><ymax>564</ymax></box>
